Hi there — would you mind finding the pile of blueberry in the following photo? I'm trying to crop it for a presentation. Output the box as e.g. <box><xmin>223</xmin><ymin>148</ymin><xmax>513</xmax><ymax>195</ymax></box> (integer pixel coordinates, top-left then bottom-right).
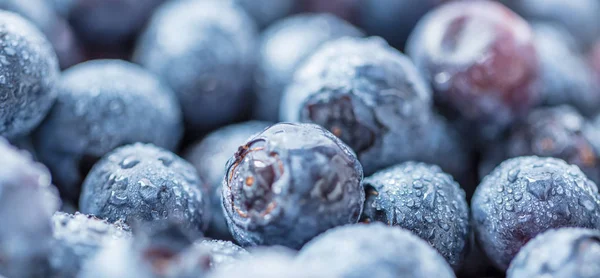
<box><xmin>2</xmin><ymin>0</ymin><xmax>600</xmax><ymax>277</ymax></box>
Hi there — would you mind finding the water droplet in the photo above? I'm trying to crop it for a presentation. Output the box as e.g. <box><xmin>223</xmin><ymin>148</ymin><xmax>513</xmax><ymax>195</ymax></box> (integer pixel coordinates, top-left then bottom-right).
<box><xmin>109</xmin><ymin>191</ymin><xmax>128</xmax><ymax>205</ymax></box>
<box><xmin>412</xmin><ymin>180</ymin><xmax>423</xmax><ymax>189</ymax></box>
<box><xmin>138</xmin><ymin>178</ymin><xmax>159</xmax><ymax>203</ymax></box>
<box><xmin>507</xmin><ymin>169</ymin><xmax>520</xmax><ymax>182</ymax></box>
<box><xmin>151</xmin><ymin>210</ymin><xmax>160</xmax><ymax>220</ymax></box>
<box><xmin>578</xmin><ymin>197</ymin><xmax>596</xmax><ymax>211</ymax></box>
<box><xmin>424</xmin><ymin>215</ymin><xmax>434</xmax><ymax>223</ymax></box>
<box><xmin>504</xmin><ymin>203</ymin><xmax>514</xmax><ymax>211</ymax></box>
<box><xmin>406</xmin><ymin>199</ymin><xmax>415</xmax><ymax>207</ymax></box>
<box><xmin>517</xmin><ymin>214</ymin><xmax>532</xmax><ymax>223</ymax></box>
<box><xmin>526</xmin><ymin>177</ymin><xmax>553</xmax><ymax>201</ymax></box>
<box><xmin>439</xmin><ymin>222</ymin><xmax>450</xmax><ymax>231</ymax></box>
<box><xmin>120</xmin><ymin>156</ymin><xmax>139</xmax><ymax>169</ymax></box>
<box><xmin>513</xmin><ymin>192</ymin><xmax>523</xmax><ymax>201</ymax></box>
<box><xmin>158</xmin><ymin>156</ymin><xmax>173</xmax><ymax>167</ymax></box>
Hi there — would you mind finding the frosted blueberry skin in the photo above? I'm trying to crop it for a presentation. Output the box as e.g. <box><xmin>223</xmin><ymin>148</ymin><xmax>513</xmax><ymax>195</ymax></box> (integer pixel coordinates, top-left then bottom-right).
<box><xmin>222</xmin><ymin>123</ymin><xmax>364</xmax><ymax>249</ymax></box>
<box><xmin>472</xmin><ymin>156</ymin><xmax>600</xmax><ymax>270</ymax></box>
<box><xmin>79</xmin><ymin>143</ymin><xmax>209</xmax><ymax>234</ymax></box>
<box><xmin>234</xmin><ymin>0</ymin><xmax>295</xmax><ymax>29</ymax></box>
<box><xmin>407</xmin><ymin>1</ymin><xmax>540</xmax><ymax>143</ymax></box>
<box><xmin>0</xmin><ymin>138</ymin><xmax>61</xmax><ymax>277</ymax></box>
<box><xmin>501</xmin><ymin>0</ymin><xmax>600</xmax><ymax>51</ymax></box>
<box><xmin>0</xmin><ymin>11</ymin><xmax>59</xmax><ymax>139</ymax></box>
<box><xmin>62</xmin><ymin>0</ymin><xmax>165</xmax><ymax>47</ymax></box>
<box><xmin>49</xmin><ymin>212</ymin><xmax>131</xmax><ymax>278</ymax></box>
<box><xmin>168</xmin><ymin>239</ymin><xmax>249</xmax><ymax>277</ymax></box>
<box><xmin>253</xmin><ymin>13</ymin><xmax>363</xmax><ymax>121</ymax></box>
<box><xmin>480</xmin><ymin>106</ymin><xmax>600</xmax><ymax>185</ymax></box>
<box><xmin>507</xmin><ymin>228</ymin><xmax>600</xmax><ymax>278</ymax></box>
<box><xmin>134</xmin><ymin>0</ymin><xmax>258</xmax><ymax>132</ymax></box>
<box><xmin>361</xmin><ymin>162</ymin><xmax>469</xmax><ymax>270</ymax></box>
<box><xmin>0</xmin><ymin>0</ymin><xmax>84</xmax><ymax>69</ymax></box>
<box><xmin>296</xmin><ymin>223</ymin><xmax>456</xmax><ymax>278</ymax></box>
<box><xmin>532</xmin><ymin>24</ymin><xmax>599</xmax><ymax>117</ymax></box>
<box><xmin>185</xmin><ymin>121</ymin><xmax>272</xmax><ymax>240</ymax></box>
<box><xmin>33</xmin><ymin>59</ymin><xmax>183</xmax><ymax>202</ymax></box>
<box><xmin>282</xmin><ymin>36</ymin><xmax>469</xmax><ymax>177</ymax></box>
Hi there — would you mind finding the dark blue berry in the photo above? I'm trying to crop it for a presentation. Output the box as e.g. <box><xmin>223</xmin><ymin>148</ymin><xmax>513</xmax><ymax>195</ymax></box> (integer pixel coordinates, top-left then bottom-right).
<box><xmin>33</xmin><ymin>59</ymin><xmax>183</xmax><ymax>201</ymax></box>
<box><xmin>281</xmin><ymin>36</ymin><xmax>469</xmax><ymax>177</ymax></box>
<box><xmin>222</xmin><ymin>123</ymin><xmax>364</xmax><ymax>249</ymax></box>
<box><xmin>185</xmin><ymin>121</ymin><xmax>271</xmax><ymax>239</ymax></box>
<box><xmin>480</xmin><ymin>106</ymin><xmax>600</xmax><ymax>185</ymax></box>
<box><xmin>254</xmin><ymin>13</ymin><xmax>363</xmax><ymax>121</ymax></box>
<box><xmin>49</xmin><ymin>212</ymin><xmax>131</xmax><ymax>277</ymax></box>
<box><xmin>234</xmin><ymin>0</ymin><xmax>295</xmax><ymax>29</ymax></box>
<box><xmin>472</xmin><ymin>156</ymin><xmax>600</xmax><ymax>270</ymax></box>
<box><xmin>296</xmin><ymin>223</ymin><xmax>455</xmax><ymax>277</ymax></box>
<box><xmin>407</xmin><ymin>1</ymin><xmax>540</xmax><ymax>143</ymax></box>
<box><xmin>0</xmin><ymin>138</ymin><xmax>61</xmax><ymax>277</ymax></box>
<box><xmin>533</xmin><ymin>24</ymin><xmax>599</xmax><ymax>116</ymax></box>
<box><xmin>62</xmin><ymin>0</ymin><xmax>165</xmax><ymax>47</ymax></box>
<box><xmin>79</xmin><ymin>143</ymin><xmax>208</xmax><ymax>234</ymax></box>
<box><xmin>0</xmin><ymin>10</ymin><xmax>59</xmax><ymax>139</ymax></box>
<box><xmin>134</xmin><ymin>0</ymin><xmax>258</xmax><ymax>132</ymax></box>
<box><xmin>507</xmin><ymin>228</ymin><xmax>600</xmax><ymax>278</ymax></box>
<box><xmin>361</xmin><ymin>162</ymin><xmax>469</xmax><ymax>270</ymax></box>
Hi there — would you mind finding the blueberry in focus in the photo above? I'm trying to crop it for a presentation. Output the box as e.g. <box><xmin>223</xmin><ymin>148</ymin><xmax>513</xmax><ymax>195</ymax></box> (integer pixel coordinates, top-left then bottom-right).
<box><xmin>0</xmin><ymin>10</ymin><xmax>59</xmax><ymax>139</ymax></box>
<box><xmin>296</xmin><ymin>223</ymin><xmax>456</xmax><ymax>277</ymax></box>
<box><xmin>184</xmin><ymin>121</ymin><xmax>272</xmax><ymax>239</ymax></box>
<box><xmin>407</xmin><ymin>0</ymin><xmax>540</xmax><ymax>143</ymax></box>
<box><xmin>49</xmin><ymin>212</ymin><xmax>132</xmax><ymax>278</ymax></box>
<box><xmin>61</xmin><ymin>0</ymin><xmax>165</xmax><ymax>47</ymax></box>
<box><xmin>254</xmin><ymin>13</ymin><xmax>363</xmax><ymax>121</ymax></box>
<box><xmin>134</xmin><ymin>0</ymin><xmax>258</xmax><ymax>132</ymax></box>
<box><xmin>501</xmin><ymin>0</ymin><xmax>600</xmax><ymax>51</ymax></box>
<box><xmin>0</xmin><ymin>138</ymin><xmax>61</xmax><ymax>277</ymax></box>
<box><xmin>79</xmin><ymin>143</ymin><xmax>209</xmax><ymax>234</ymax></box>
<box><xmin>507</xmin><ymin>228</ymin><xmax>600</xmax><ymax>278</ymax></box>
<box><xmin>33</xmin><ymin>59</ymin><xmax>183</xmax><ymax>202</ymax></box>
<box><xmin>281</xmin><ymin>36</ymin><xmax>469</xmax><ymax>177</ymax></box>
<box><xmin>361</xmin><ymin>162</ymin><xmax>469</xmax><ymax>270</ymax></box>
<box><xmin>472</xmin><ymin>156</ymin><xmax>600</xmax><ymax>270</ymax></box>
<box><xmin>222</xmin><ymin>123</ymin><xmax>364</xmax><ymax>249</ymax></box>
<box><xmin>532</xmin><ymin>23</ymin><xmax>599</xmax><ymax>117</ymax></box>
<box><xmin>480</xmin><ymin>106</ymin><xmax>600</xmax><ymax>184</ymax></box>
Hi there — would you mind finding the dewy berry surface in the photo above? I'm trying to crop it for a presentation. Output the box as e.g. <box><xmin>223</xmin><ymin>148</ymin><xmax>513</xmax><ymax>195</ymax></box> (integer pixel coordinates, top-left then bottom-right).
<box><xmin>472</xmin><ymin>156</ymin><xmax>600</xmax><ymax>270</ymax></box>
<box><xmin>222</xmin><ymin>123</ymin><xmax>364</xmax><ymax>249</ymax></box>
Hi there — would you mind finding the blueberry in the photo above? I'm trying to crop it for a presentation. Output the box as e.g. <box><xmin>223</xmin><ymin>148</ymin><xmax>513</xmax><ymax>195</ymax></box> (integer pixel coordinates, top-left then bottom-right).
<box><xmin>472</xmin><ymin>156</ymin><xmax>600</xmax><ymax>270</ymax></box>
<box><xmin>185</xmin><ymin>121</ymin><xmax>271</xmax><ymax>239</ymax></box>
<box><xmin>222</xmin><ymin>123</ymin><xmax>364</xmax><ymax>249</ymax></box>
<box><xmin>254</xmin><ymin>13</ymin><xmax>363</xmax><ymax>121</ymax></box>
<box><xmin>79</xmin><ymin>143</ymin><xmax>209</xmax><ymax>234</ymax></box>
<box><xmin>33</xmin><ymin>59</ymin><xmax>183</xmax><ymax>201</ymax></box>
<box><xmin>0</xmin><ymin>10</ymin><xmax>59</xmax><ymax>139</ymax></box>
<box><xmin>0</xmin><ymin>138</ymin><xmax>61</xmax><ymax>277</ymax></box>
<box><xmin>501</xmin><ymin>0</ymin><xmax>600</xmax><ymax>51</ymax></box>
<box><xmin>407</xmin><ymin>1</ymin><xmax>540</xmax><ymax>143</ymax></box>
<box><xmin>134</xmin><ymin>0</ymin><xmax>258</xmax><ymax>132</ymax></box>
<box><xmin>296</xmin><ymin>223</ymin><xmax>455</xmax><ymax>277</ymax></box>
<box><xmin>532</xmin><ymin>24</ymin><xmax>599</xmax><ymax>116</ymax></box>
<box><xmin>209</xmin><ymin>247</ymin><xmax>300</xmax><ymax>278</ymax></box>
<box><xmin>49</xmin><ymin>212</ymin><xmax>131</xmax><ymax>277</ymax></box>
<box><xmin>281</xmin><ymin>36</ymin><xmax>469</xmax><ymax>177</ymax></box>
<box><xmin>79</xmin><ymin>238</ymin><xmax>152</xmax><ymax>278</ymax></box>
<box><xmin>507</xmin><ymin>228</ymin><xmax>600</xmax><ymax>278</ymax></box>
<box><xmin>234</xmin><ymin>0</ymin><xmax>295</xmax><ymax>29</ymax></box>
<box><xmin>480</xmin><ymin>106</ymin><xmax>600</xmax><ymax>185</ymax></box>
<box><xmin>61</xmin><ymin>0</ymin><xmax>165</xmax><ymax>47</ymax></box>
<box><xmin>299</xmin><ymin>0</ymin><xmax>361</xmax><ymax>24</ymax></box>
<box><xmin>359</xmin><ymin>0</ymin><xmax>444</xmax><ymax>49</ymax></box>
<box><xmin>361</xmin><ymin>162</ymin><xmax>469</xmax><ymax>270</ymax></box>
<box><xmin>0</xmin><ymin>0</ymin><xmax>84</xmax><ymax>69</ymax></box>
<box><xmin>169</xmin><ymin>239</ymin><xmax>249</xmax><ymax>277</ymax></box>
